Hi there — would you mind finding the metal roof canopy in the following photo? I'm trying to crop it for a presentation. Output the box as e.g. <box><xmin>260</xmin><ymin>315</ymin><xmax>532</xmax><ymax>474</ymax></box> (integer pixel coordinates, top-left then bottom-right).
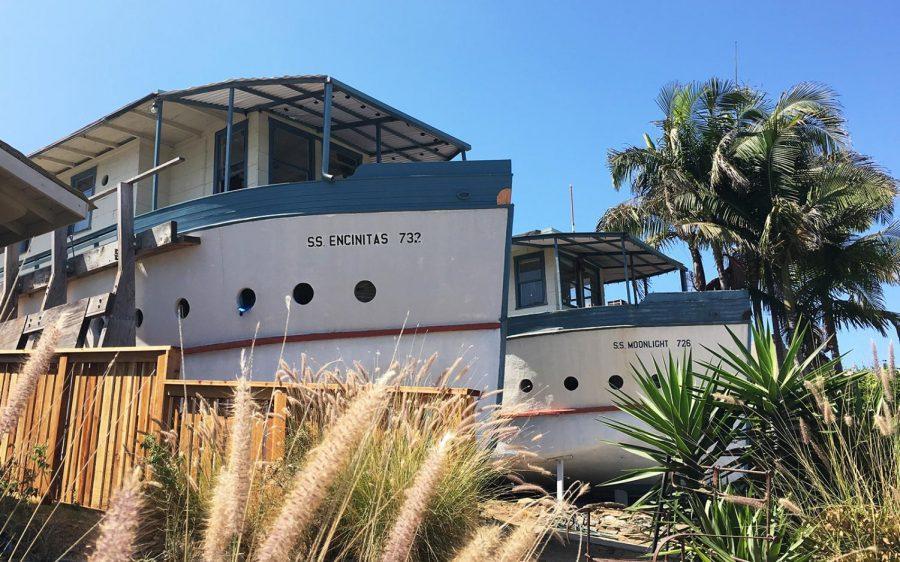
<box><xmin>512</xmin><ymin>231</ymin><xmax>685</xmax><ymax>284</ymax></box>
<box><xmin>0</xmin><ymin>139</ymin><xmax>91</xmax><ymax>246</ymax></box>
<box><xmin>28</xmin><ymin>75</ymin><xmax>472</xmax><ymax>176</ymax></box>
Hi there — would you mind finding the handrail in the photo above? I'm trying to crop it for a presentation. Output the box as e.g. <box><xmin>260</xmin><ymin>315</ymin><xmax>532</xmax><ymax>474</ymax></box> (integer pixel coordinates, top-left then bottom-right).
<box><xmin>88</xmin><ymin>156</ymin><xmax>184</xmax><ymax>203</ymax></box>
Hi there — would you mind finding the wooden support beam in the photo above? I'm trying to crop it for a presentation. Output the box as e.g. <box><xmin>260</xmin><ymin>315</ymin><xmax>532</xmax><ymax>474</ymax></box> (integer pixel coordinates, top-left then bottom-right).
<box><xmin>56</xmin><ymin>144</ymin><xmax>104</xmax><ymax>158</ymax></box>
<box><xmin>41</xmin><ymin>227</ymin><xmax>68</xmax><ymax>310</ymax></box>
<box><xmin>81</xmin><ymin>134</ymin><xmax>122</xmax><ymax>149</ymax></box>
<box><xmin>34</xmin><ymin>154</ymin><xmax>82</xmax><ymax>168</ymax></box>
<box><xmin>17</xmin><ymin>222</ymin><xmax>200</xmax><ymax>295</ymax></box>
<box><xmin>131</xmin><ymin>109</ymin><xmax>203</xmax><ymax>137</ymax></box>
<box><xmin>102</xmin><ymin>122</ymin><xmax>173</xmax><ymax>146</ymax></box>
<box><xmin>2</xmin><ymin>244</ymin><xmax>20</xmax><ymax>320</ymax></box>
<box><xmin>103</xmin><ymin>182</ymin><xmax>135</xmax><ymax>346</ymax></box>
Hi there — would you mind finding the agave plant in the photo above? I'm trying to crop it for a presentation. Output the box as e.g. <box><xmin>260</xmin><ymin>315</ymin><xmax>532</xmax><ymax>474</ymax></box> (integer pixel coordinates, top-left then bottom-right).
<box><xmin>700</xmin><ymin>323</ymin><xmax>861</xmax><ymax>469</ymax></box>
<box><xmin>603</xmin><ymin>352</ymin><xmax>741</xmax><ymax>489</ymax></box>
<box><xmin>682</xmin><ymin>494</ymin><xmax>810</xmax><ymax>562</ymax></box>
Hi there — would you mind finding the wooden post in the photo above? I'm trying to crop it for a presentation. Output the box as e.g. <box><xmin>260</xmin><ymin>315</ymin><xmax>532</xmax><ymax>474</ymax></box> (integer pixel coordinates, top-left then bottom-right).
<box><xmin>41</xmin><ymin>227</ymin><xmax>68</xmax><ymax>310</ymax></box>
<box><xmin>271</xmin><ymin>390</ymin><xmax>287</xmax><ymax>460</ymax></box>
<box><xmin>45</xmin><ymin>352</ymin><xmax>71</xmax><ymax>502</ymax></box>
<box><xmin>1</xmin><ymin>243</ymin><xmax>20</xmax><ymax>320</ymax></box>
<box><xmin>103</xmin><ymin>182</ymin><xmax>136</xmax><ymax>346</ymax></box>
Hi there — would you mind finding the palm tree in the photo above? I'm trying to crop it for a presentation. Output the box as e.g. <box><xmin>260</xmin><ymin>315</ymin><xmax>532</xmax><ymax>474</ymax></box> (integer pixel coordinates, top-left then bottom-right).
<box><xmin>602</xmin><ymin>79</ymin><xmax>742</xmax><ymax>290</ymax></box>
<box><xmin>605</xmin><ymin>80</ymin><xmax>900</xmax><ymax>362</ymax></box>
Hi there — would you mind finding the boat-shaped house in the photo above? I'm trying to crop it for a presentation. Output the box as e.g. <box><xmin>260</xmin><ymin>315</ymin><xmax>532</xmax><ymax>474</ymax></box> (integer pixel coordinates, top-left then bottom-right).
<box><xmin>0</xmin><ymin>76</ymin><xmax>513</xmax><ymax>391</ymax></box>
<box><xmin>501</xmin><ymin>229</ymin><xmax>751</xmax><ymax>485</ymax></box>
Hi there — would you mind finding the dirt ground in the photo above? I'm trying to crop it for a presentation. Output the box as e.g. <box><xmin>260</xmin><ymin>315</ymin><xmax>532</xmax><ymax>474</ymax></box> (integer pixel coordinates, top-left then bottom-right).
<box><xmin>0</xmin><ymin>499</ymin><xmax>100</xmax><ymax>561</ymax></box>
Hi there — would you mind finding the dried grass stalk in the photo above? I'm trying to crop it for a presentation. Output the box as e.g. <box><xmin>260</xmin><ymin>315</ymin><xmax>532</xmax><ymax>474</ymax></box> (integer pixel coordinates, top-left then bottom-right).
<box><xmin>380</xmin><ymin>432</ymin><xmax>455</xmax><ymax>562</ymax></box>
<box><xmin>0</xmin><ymin>321</ymin><xmax>61</xmax><ymax>435</ymax></box>
<box><xmin>202</xmin><ymin>377</ymin><xmax>257</xmax><ymax>561</ymax></box>
<box><xmin>89</xmin><ymin>467</ymin><xmax>143</xmax><ymax>562</ymax></box>
<box><xmin>451</xmin><ymin>524</ymin><xmax>503</xmax><ymax>562</ymax></box>
<box><xmin>255</xmin><ymin>374</ymin><xmax>392</xmax><ymax>561</ymax></box>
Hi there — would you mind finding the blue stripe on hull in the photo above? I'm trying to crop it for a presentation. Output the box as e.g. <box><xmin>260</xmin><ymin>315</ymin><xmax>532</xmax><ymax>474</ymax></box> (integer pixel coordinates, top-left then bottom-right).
<box><xmin>507</xmin><ymin>290</ymin><xmax>751</xmax><ymax>336</ymax></box>
<box><xmin>16</xmin><ymin>160</ymin><xmax>512</xmax><ymax>271</ymax></box>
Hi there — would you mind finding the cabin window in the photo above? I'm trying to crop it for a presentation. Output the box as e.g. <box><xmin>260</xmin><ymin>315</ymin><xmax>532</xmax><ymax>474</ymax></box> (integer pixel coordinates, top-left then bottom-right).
<box><xmin>559</xmin><ymin>256</ymin><xmax>579</xmax><ymax>308</ymax></box>
<box><xmin>69</xmin><ymin>167</ymin><xmax>96</xmax><ymax>234</ymax></box>
<box><xmin>214</xmin><ymin>120</ymin><xmax>249</xmax><ymax>193</ymax></box>
<box><xmin>582</xmin><ymin>263</ymin><xmax>602</xmax><ymax>307</ymax></box>
<box><xmin>514</xmin><ymin>253</ymin><xmax>546</xmax><ymax>309</ymax></box>
<box><xmin>328</xmin><ymin>143</ymin><xmax>362</xmax><ymax>179</ymax></box>
<box><xmin>269</xmin><ymin>119</ymin><xmax>315</xmax><ymax>184</ymax></box>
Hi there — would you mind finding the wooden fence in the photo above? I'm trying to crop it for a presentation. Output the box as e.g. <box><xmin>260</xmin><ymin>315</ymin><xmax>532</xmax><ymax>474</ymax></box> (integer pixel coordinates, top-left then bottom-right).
<box><xmin>0</xmin><ymin>347</ymin><xmax>479</xmax><ymax>510</ymax></box>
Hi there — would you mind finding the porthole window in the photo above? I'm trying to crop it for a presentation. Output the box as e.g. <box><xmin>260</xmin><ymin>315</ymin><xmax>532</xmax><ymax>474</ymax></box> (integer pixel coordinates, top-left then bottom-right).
<box><xmin>237</xmin><ymin>288</ymin><xmax>256</xmax><ymax>315</ymax></box>
<box><xmin>608</xmin><ymin>375</ymin><xmax>624</xmax><ymax>390</ymax></box>
<box><xmin>651</xmin><ymin>374</ymin><xmax>661</xmax><ymax>388</ymax></box>
<box><xmin>176</xmin><ymin>298</ymin><xmax>190</xmax><ymax>319</ymax></box>
<box><xmin>293</xmin><ymin>283</ymin><xmax>314</xmax><ymax>305</ymax></box>
<box><xmin>519</xmin><ymin>379</ymin><xmax>533</xmax><ymax>393</ymax></box>
<box><xmin>135</xmin><ymin>309</ymin><xmax>143</xmax><ymax>327</ymax></box>
<box><xmin>354</xmin><ymin>280</ymin><xmax>376</xmax><ymax>303</ymax></box>
<box><xmin>563</xmin><ymin>376</ymin><xmax>579</xmax><ymax>391</ymax></box>
<box><xmin>101</xmin><ymin>174</ymin><xmax>109</xmax><ymax>186</ymax></box>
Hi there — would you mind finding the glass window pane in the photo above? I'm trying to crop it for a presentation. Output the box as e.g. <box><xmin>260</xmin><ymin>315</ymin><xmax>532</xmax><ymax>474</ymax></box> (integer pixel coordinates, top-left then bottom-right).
<box><xmin>215</xmin><ymin>123</ymin><xmax>247</xmax><ymax>192</ymax></box>
<box><xmin>559</xmin><ymin>256</ymin><xmax>579</xmax><ymax>307</ymax></box>
<box><xmin>69</xmin><ymin>169</ymin><xmax>96</xmax><ymax>234</ymax></box>
<box><xmin>271</xmin><ymin>123</ymin><xmax>312</xmax><ymax>184</ymax></box>
<box><xmin>328</xmin><ymin>144</ymin><xmax>362</xmax><ymax>179</ymax></box>
<box><xmin>516</xmin><ymin>254</ymin><xmax>546</xmax><ymax>308</ymax></box>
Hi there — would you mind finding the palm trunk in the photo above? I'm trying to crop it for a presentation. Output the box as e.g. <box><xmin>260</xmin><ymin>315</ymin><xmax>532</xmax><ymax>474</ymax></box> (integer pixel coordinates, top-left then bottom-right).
<box><xmin>822</xmin><ymin>302</ymin><xmax>843</xmax><ymax>371</ymax></box>
<box><xmin>688</xmin><ymin>244</ymin><xmax>706</xmax><ymax>291</ymax></box>
<box><xmin>712</xmin><ymin>244</ymin><xmax>730</xmax><ymax>290</ymax></box>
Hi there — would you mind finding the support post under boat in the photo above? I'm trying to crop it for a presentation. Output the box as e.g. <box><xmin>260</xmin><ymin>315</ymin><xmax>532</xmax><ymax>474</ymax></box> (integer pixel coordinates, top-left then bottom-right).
<box><xmin>556</xmin><ymin>458</ymin><xmax>565</xmax><ymax>502</ymax></box>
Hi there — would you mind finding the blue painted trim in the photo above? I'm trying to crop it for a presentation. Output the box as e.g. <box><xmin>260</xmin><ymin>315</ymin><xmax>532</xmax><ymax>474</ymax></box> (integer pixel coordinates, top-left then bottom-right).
<box><xmin>214</xmin><ymin>119</ymin><xmax>248</xmax><ymax>194</ymax></box>
<box><xmin>267</xmin><ymin>117</ymin><xmax>316</xmax><ymax>184</ymax></box>
<box><xmin>497</xmin><ymin>203</ymin><xmax>515</xmax><ymax>405</ymax></box>
<box><xmin>13</xmin><ymin>160</ymin><xmax>513</xmax><ymax>274</ymax></box>
<box><xmin>513</xmin><ymin>252</ymin><xmax>547</xmax><ymax>309</ymax></box>
<box><xmin>68</xmin><ymin>167</ymin><xmax>97</xmax><ymax>234</ymax></box>
<box><xmin>507</xmin><ymin>290</ymin><xmax>752</xmax><ymax>337</ymax></box>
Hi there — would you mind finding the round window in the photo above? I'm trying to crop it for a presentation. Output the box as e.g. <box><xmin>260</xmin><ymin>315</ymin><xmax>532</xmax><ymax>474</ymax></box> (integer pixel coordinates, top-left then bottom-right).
<box><xmin>135</xmin><ymin>309</ymin><xmax>144</xmax><ymax>328</ymax></box>
<box><xmin>293</xmin><ymin>283</ymin><xmax>314</xmax><ymax>305</ymax></box>
<box><xmin>519</xmin><ymin>379</ymin><xmax>534</xmax><ymax>393</ymax></box>
<box><xmin>176</xmin><ymin>298</ymin><xmax>190</xmax><ymax>319</ymax></box>
<box><xmin>651</xmin><ymin>374</ymin><xmax>661</xmax><ymax>388</ymax></box>
<box><xmin>563</xmin><ymin>376</ymin><xmax>579</xmax><ymax>391</ymax></box>
<box><xmin>354</xmin><ymin>280</ymin><xmax>376</xmax><ymax>303</ymax></box>
<box><xmin>608</xmin><ymin>375</ymin><xmax>624</xmax><ymax>390</ymax></box>
<box><xmin>237</xmin><ymin>288</ymin><xmax>256</xmax><ymax>315</ymax></box>
<box><xmin>101</xmin><ymin>174</ymin><xmax>109</xmax><ymax>186</ymax></box>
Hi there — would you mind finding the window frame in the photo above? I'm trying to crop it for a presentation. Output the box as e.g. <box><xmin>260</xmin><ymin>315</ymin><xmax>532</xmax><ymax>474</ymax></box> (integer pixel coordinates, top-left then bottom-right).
<box><xmin>268</xmin><ymin>117</ymin><xmax>316</xmax><ymax>185</ymax></box>
<box><xmin>514</xmin><ymin>252</ymin><xmax>548</xmax><ymax>309</ymax></box>
<box><xmin>68</xmin><ymin>167</ymin><xmax>97</xmax><ymax>234</ymax></box>
<box><xmin>213</xmin><ymin>120</ymin><xmax>249</xmax><ymax>193</ymax></box>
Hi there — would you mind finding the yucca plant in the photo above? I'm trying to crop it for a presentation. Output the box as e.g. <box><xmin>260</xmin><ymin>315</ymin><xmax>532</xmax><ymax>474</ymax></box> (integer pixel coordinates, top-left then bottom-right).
<box><xmin>700</xmin><ymin>323</ymin><xmax>861</xmax><ymax>471</ymax></box>
<box><xmin>682</xmin><ymin>493</ymin><xmax>810</xmax><ymax>562</ymax></box>
<box><xmin>603</xmin><ymin>352</ymin><xmax>741</xmax><ymax>489</ymax></box>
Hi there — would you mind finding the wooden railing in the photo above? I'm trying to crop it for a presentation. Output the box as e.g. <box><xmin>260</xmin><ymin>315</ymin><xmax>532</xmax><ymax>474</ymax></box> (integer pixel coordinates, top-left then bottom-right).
<box><xmin>0</xmin><ymin>347</ymin><xmax>479</xmax><ymax>510</ymax></box>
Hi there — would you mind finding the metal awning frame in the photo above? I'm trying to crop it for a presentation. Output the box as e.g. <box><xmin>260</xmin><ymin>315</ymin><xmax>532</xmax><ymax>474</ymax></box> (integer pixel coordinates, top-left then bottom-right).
<box><xmin>28</xmin><ymin>75</ymin><xmax>472</xmax><ymax>185</ymax></box>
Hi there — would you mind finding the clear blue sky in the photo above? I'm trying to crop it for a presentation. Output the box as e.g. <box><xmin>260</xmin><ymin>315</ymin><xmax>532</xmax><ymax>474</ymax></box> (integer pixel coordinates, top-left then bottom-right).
<box><xmin>1</xmin><ymin>0</ymin><xmax>897</xmax><ymax>364</ymax></box>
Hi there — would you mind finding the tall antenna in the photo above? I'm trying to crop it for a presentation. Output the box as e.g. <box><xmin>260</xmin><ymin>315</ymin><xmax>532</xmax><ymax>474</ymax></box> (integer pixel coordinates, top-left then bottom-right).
<box><xmin>569</xmin><ymin>184</ymin><xmax>576</xmax><ymax>232</ymax></box>
<box><xmin>734</xmin><ymin>41</ymin><xmax>739</xmax><ymax>84</ymax></box>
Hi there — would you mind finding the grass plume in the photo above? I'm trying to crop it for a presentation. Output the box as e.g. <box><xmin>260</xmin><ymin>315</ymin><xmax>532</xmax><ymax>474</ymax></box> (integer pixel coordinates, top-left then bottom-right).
<box><xmin>0</xmin><ymin>321</ymin><xmax>61</xmax><ymax>436</ymax></box>
<box><xmin>88</xmin><ymin>467</ymin><xmax>143</xmax><ymax>562</ymax></box>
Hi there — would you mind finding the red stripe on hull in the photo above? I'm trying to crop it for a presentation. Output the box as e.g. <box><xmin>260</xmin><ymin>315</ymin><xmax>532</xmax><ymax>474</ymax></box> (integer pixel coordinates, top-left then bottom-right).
<box><xmin>183</xmin><ymin>321</ymin><xmax>502</xmax><ymax>355</ymax></box>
